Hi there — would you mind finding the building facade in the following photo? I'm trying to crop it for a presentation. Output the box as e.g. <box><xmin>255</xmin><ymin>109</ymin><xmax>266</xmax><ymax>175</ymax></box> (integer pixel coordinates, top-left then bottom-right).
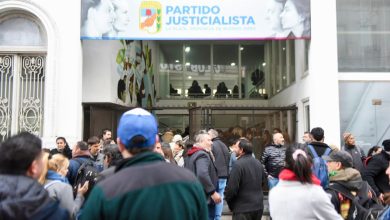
<box><xmin>1</xmin><ymin>0</ymin><xmax>389</xmax><ymax>152</ymax></box>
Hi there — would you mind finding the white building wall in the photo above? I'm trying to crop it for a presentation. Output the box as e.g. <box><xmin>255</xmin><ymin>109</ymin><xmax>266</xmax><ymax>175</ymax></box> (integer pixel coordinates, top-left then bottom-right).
<box><xmin>0</xmin><ymin>0</ymin><xmax>84</xmax><ymax>148</ymax></box>
<box><xmin>309</xmin><ymin>0</ymin><xmax>341</xmax><ymax>146</ymax></box>
<box><xmin>41</xmin><ymin>0</ymin><xmax>83</xmax><ymax>148</ymax></box>
<box><xmin>82</xmin><ymin>40</ymin><xmax>120</xmax><ymax>103</ymax></box>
